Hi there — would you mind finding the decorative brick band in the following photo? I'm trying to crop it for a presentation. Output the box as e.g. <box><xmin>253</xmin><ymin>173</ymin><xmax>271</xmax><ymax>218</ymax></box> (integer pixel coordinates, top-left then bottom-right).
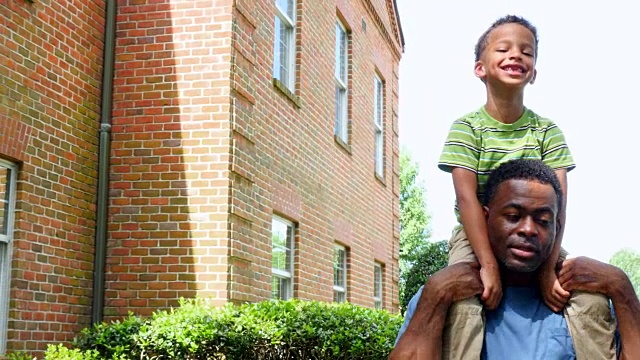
<box><xmin>0</xmin><ymin>116</ymin><xmax>32</xmax><ymax>162</ymax></box>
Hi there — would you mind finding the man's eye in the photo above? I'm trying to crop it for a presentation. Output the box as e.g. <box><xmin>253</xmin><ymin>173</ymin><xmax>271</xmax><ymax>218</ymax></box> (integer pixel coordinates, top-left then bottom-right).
<box><xmin>536</xmin><ymin>218</ymin><xmax>551</xmax><ymax>226</ymax></box>
<box><xmin>505</xmin><ymin>214</ymin><xmax>519</xmax><ymax>222</ymax></box>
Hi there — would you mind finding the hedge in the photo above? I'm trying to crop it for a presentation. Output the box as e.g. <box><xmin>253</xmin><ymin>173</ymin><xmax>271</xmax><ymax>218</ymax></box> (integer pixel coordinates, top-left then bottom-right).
<box><xmin>42</xmin><ymin>298</ymin><xmax>403</xmax><ymax>360</ymax></box>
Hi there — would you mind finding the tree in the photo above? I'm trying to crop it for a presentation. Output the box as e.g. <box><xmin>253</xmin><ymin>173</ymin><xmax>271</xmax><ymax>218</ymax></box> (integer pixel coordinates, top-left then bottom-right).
<box><xmin>399</xmin><ymin>150</ymin><xmax>431</xmax><ymax>266</ymax></box>
<box><xmin>399</xmin><ymin>149</ymin><xmax>442</xmax><ymax>310</ymax></box>
<box><xmin>400</xmin><ymin>240</ymin><xmax>448</xmax><ymax>312</ymax></box>
<box><xmin>609</xmin><ymin>248</ymin><xmax>640</xmax><ymax>296</ymax></box>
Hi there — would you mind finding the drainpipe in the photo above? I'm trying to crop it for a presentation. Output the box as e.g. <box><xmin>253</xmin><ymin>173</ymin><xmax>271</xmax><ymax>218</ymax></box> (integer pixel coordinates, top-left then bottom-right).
<box><xmin>92</xmin><ymin>0</ymin><xmax>117</xmax><ymax>325</ymax></box>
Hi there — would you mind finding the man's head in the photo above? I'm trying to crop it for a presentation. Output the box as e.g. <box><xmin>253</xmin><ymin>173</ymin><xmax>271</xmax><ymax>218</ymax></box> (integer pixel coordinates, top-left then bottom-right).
<box><xmin>474</xmin><ymin>15</ymin><xmax>538</xmax><ymax>87</ymax></box>
<box><xmin>482</xmin><ymin>159</ymin><xmax>562</xmax><ymax>274</ymax></box>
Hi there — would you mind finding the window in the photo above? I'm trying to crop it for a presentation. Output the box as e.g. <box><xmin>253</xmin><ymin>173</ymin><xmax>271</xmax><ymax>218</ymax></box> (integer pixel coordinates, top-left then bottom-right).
<box><xmin>273</xmin><ymin>0</ymin><xmax>296</xmax><ymax>90</ymax></box>
<box><xmin>373</xmin><ymin>263</ymin><xmax>383</xmax><ymax>309</ymax></box>
<box><xmin>334</xmin><ymin>21</ymin><xmax>349</xmax><ymax>143</ymax></box>
<box><xmin>271</xmin><ymin>216</ymin><xmax>295</xmax><ymax>300</ymax></box>
<box><xmin>0</xmin><ymin>160</ymin><xmax>16</xmax><ymax>354</ymax></box>
<box><xmin>333</xmin><ymin>245</ymin><xmax>347</xmax><ymax>302</ymax></box>
<box><xmin>374</xmin><ymin>75</ymin><xmax>384</xmax><ymax>177</ymax></box>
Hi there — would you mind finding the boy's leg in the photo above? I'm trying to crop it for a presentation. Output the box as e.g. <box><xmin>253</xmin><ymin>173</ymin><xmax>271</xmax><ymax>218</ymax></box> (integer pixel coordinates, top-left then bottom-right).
<box><xmin>559</xmin><ymin>247</ymin><xmax>616</xmax><ymax>359</ymax></box>
<box><xmin>443</xmin><ymin>227</ymin><xmax>484</xmax><ymax>359</ymax></box>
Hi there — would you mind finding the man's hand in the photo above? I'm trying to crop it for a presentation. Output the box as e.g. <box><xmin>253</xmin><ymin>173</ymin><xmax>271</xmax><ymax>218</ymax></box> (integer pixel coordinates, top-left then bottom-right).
<box><xmin>540</xmin><ymin>266</ymin><xmax>570</xmax><ymax>312</ymax></box>
<box><xmin>479</xmin><ymin>264</ymin><xmax>502</xmax><ymax>310</ymax></box>
<box><xmin>430</xmin><ymin>261</ymin><xmax>484</xmax><ymax>306</ymax></box>
<box><xmin>558</xmin><ymin>257</ymin><xmax>640</xmax><ymax>359</ymax></box>
<box><xmin>557</xmin><ymin>257</ymin><xmax>617</xmax><ymax>295</ymax></box>
<box><xmin>389</xmin><ymin>262</ymin><xmax>483</xmax><ymax>360</ymax></box>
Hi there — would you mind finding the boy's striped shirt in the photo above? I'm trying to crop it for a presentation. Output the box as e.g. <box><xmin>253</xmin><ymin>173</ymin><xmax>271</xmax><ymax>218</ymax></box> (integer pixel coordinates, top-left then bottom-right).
<box><xmin>439</xmin><ymin>106</ymin><xmax>575</xmax><ymax>221</ymax></box>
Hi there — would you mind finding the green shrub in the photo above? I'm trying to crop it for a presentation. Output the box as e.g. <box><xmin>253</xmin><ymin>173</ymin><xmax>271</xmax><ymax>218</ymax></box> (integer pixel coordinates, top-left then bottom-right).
<box><xmin>6</xmin><ymin>351</ymin><xmax>36</xmax><ymax>360</ymax></box>
<box><xmin>45</xmin><ymin>299</ymin><xmax>402</xmax><ymax>360</ymax></box>
<box><xmin>73</xmin><ymin>313</ymin><xmax>145</xmax><ymax>359</ymax></box>
<box><xmin>42</xmin><ymin>344</ymin><xmax>100</xmax><ymax>360</ymax></box>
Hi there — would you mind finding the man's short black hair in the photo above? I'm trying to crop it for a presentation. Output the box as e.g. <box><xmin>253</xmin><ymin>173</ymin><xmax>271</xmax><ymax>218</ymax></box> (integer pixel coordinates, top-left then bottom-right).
<box><xmin>483</xmin><ymin>159</ymin><xmax>563</xmax><ymax>210</ymax></box>
<box><xmin>474</xmin><ymin>15</ymin><xmax>539</xmax><ymax>62</ymax></box>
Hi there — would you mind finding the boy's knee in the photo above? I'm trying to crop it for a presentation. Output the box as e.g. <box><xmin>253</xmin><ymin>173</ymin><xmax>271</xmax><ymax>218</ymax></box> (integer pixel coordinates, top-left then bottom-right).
<box><xmin>568</xmin><ymin>291</ymin><xmax>612</xmax><ymax>317</ymax></box>
<box><xmin>448</xmin><ymin>297</ymin><xmax>483</xmax><ymax>316</ymax></box>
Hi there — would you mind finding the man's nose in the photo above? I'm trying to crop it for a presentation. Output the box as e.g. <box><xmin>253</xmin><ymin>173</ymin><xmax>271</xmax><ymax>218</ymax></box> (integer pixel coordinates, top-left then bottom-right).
<box><xmin>517</xmin><ymin>216</ymin><xmax>537</xmax><ymax>238</ymax></box>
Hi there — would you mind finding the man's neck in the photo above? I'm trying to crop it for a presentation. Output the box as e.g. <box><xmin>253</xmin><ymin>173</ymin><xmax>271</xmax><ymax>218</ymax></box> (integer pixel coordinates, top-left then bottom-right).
<box><xmin>501</xmin><ymin>269</ymin><xmax>538</xmax><ymax>287</ymax></box>
<box><xmin>484</xmin><ymin>85</ymin><xmax>526</xmax><ymax>124</ymax></box>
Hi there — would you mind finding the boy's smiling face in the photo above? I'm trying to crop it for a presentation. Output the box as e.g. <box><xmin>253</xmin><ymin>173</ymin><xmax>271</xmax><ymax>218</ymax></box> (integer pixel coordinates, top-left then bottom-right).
<box><xmin>475</xmin><ymin>23</ymin><xmax>537</xmax><ymax>89</ymax></box>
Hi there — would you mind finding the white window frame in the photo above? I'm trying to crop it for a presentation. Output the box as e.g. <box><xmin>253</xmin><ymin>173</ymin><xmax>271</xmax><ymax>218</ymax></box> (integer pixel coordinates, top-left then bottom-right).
<box><xmin>0</xmin><ymin>160</ymin><xmax>17</xmax><ymax>355</ymax></box>
<box><xmin>373</xmin><ymin>262</ymin><xmax>383</xmax><ymax>309</ymax></box>
<box><xmin>334</xmin><ymin>21</ymin><xmax>349</xmax><ymax>143</ymax></box>
<box><xmin>271</xmin><ymin>216</ymin><xmax>295</xmax><ymax>300</ymax></box>
<box><xmin>333</xmin><ymin>244</ymin><xmax>347</xmax><ymax>302</ymax></box>
<box><xmin>374</xmin><ymin>75</ymin><xmax>384</xmax><ymax>177</ymax></box>
<box><xmin>273</xmin><ymin>0</ymin><xmax>296</xmax><ymax>90</ymax></box>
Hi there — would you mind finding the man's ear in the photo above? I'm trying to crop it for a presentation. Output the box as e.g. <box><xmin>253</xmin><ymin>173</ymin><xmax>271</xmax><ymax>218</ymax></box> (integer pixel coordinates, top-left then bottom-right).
<box><xmin>474</xmin><ymin>61</ymin><xmax>486</xmax><ymax>80</ymax></box>
<box><xmin>529</xmin><ymin>68</ymin><xmax>537</xmax><ymax>84</ymax></box>
<box><xmin>483</xmin><ymin>205</ymin><xmax>490</xmax><ymax>220</ymax></box>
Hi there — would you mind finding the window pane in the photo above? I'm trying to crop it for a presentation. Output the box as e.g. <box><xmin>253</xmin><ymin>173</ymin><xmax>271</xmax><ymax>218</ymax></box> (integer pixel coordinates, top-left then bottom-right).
<box><xmin>334</xmin><ymin>247</ymin><xmax>345</xmax><ymax>287</ymax></box>
<box><xmin>375</xmin><ymin>131</ymin><xmax>383</xmax><ymax>175</ymax></box>
<box><xmin>279</xmin><ymin>21</ymin><xmax>291</xmax><ymax>84</ymax></box>
<box><xmin>335</xmin><ymin>24</ymin><xmax>347</xmax><ymax>83</ymax></box>
<box><xmin>272</xmin><ymin>275</ymin><xmax>291</xmax><ymax>300</ymax></box>
<box><xmin>0</xmin><ymin>168</ymin><xmax>10</xmax><ymax>236</ymax></box>
<box><xmin>273</xmin><ymin>17</ymin><xmax>282</xmax><ymax>79</ymax></box>
<box><xmin>276</xmin><ymin>0</ymin><xmax>295</xmax><ymax>20</ymax></box>
<box><xmin>335</xmin><ymin>86</ymin><xmax>347</xmax><ymax>142</ymax></box>
<box><xmin>334</xmin><ymin>290</ymin><xmax>346</xmax><ymax>303</ymax></box>
<box><xmin>335</xmin><ymin>85</ymin><xmax>342</xmax><ymax>138</ymax></box>
<box><xmin>374</xmin><ymin>78</ymin><xmax>383</xmax><ymax>127</ymax></box>
<box><xmin>272</xmin><ymin>217</ymin><xmax>294</xmax><ymax>300</ymax></box>
<box><xmin>272</xmin><ymin>218</ymin><xmax>292</xmax><ymax>272</ymax></box>
<box><xmin>374</xmin><ymin>266</ymin><xmax>380</xmax><ymax>296</ymax></box>
<box><xmin>335</xmin><ymin>24</ymin><xmax>347</xmax><ymax>81</ymax></box>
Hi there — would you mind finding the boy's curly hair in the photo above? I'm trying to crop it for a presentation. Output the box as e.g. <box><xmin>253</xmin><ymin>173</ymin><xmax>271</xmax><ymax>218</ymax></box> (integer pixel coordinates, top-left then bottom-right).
<box><xmin>474</xmin><ymin>15</ymin><xmax>539</xmax><ymax>62</ymax></box>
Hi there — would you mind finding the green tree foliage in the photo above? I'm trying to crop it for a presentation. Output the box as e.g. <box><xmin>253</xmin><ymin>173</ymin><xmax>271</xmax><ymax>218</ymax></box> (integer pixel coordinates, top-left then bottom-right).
<box><xmin>400</xmin><ymin>240</ymin><xmax>449</xmax><ymax>312</ymax></box>
<box><xmin>399</xmin><ymin>150</ymin><xmax>431</xmax><ymax>267</ymax></box>
<box><xmin>609</xmin><ymin>248</ymin><xmax>640</xmax><ymax>296</ymax></box>
<box><xmin>399</xmin><ymin>150</ymin><xmax>442</xmax><ymax>310</ymax></box>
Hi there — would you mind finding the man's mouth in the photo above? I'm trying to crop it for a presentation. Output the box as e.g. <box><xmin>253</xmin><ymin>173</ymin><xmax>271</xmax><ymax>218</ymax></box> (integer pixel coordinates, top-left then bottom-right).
<box><xmin>509</xmin><ymin>243</ymin><xmax>538</xmax><ymax>259</ymax></box>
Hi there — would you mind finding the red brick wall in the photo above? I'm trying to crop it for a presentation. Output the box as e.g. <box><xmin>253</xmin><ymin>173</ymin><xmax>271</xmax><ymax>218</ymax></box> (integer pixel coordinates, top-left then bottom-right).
<box><xmin>0</xmin><ymin>0</ymin><xmax>105</xmax><ymax>354</ymax></box>
<box><xmin>106</xmin><ymin>0</ymin><xmax>236</xmax><ymax>317</ymax></box>
<box><xmin>106</xmin><ymin>0</ymin><xmax>402</xmax><ymax>316</ymax></box>
<box><xmin>227</xmin><ymin>0</ymin><xmax>402</xmax><ymax>309</ymax></box>
<box><xmin>0</xmin><ymin>0</ymin><xmax>401</xmax><ymax>354</ymax></box>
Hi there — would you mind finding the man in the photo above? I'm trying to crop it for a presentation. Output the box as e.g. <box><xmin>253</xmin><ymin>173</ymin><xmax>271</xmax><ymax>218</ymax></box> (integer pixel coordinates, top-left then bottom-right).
<box><xmin>390</xmin><ymin>159</ymin><xmax>640</xmax><ymax>359</ymax></box>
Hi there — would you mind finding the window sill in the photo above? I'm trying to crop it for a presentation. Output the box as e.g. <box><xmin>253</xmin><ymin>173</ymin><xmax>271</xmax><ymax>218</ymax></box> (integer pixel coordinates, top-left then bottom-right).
<box><xmin>375</xmin><ymin>172</ymin><xmax>386</xmax><ymax>186</ymax></box>
<box><xmin>334</xmin><ymin>135</ymin><xmax>352</xmax><ymax>154</ymax></box>
<box><xmin>272</xmin><ymin>78</ymin><xmax>301</xmax><ymax>108</ymax></box>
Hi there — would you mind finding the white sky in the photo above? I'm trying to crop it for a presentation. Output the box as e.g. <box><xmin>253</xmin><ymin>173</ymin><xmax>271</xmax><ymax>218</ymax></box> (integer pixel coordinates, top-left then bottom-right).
<box><xmin>395</xmin><ymin>0</ymin><xmax>640</xmax><ymax>262</ymax></box>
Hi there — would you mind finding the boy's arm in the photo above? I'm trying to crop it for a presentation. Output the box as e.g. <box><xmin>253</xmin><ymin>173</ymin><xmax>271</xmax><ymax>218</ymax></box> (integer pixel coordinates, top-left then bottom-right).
<box><xmin>540</xmin><ymin>168</ymin><xmax>571</xmax><ymax>311</ymax></box>
<box><xmin>452</xmin><ymin>167</ymin><xmax>501</xmax><ymax>309</ymax></box>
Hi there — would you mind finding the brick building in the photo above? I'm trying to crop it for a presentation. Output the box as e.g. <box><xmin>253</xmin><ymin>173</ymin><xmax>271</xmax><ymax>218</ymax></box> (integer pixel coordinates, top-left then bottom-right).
<box><xmin>0</xmin><ymin>0</ymin><xmax>403</xmax><ymax>354</ymax></box>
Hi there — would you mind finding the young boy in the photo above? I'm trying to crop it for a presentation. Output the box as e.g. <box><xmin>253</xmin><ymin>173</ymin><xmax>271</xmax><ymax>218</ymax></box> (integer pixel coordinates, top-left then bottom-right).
<box><xmin>438</xmin><ymin>15</ymin><xmax>616</xmax><ymax>359</ymax></box>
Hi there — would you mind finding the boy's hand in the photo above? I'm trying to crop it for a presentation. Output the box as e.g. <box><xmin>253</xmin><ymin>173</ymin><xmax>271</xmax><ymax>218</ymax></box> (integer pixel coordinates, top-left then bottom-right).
<box><xmin>540</xmin><ymin>266</ymin><xmax>570</xmax><ymax>312</ymax></box>
<box><xmin>480</xmin><ymin>264</ymin><xmax>502</xmax><ymax>310</ymax></box>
